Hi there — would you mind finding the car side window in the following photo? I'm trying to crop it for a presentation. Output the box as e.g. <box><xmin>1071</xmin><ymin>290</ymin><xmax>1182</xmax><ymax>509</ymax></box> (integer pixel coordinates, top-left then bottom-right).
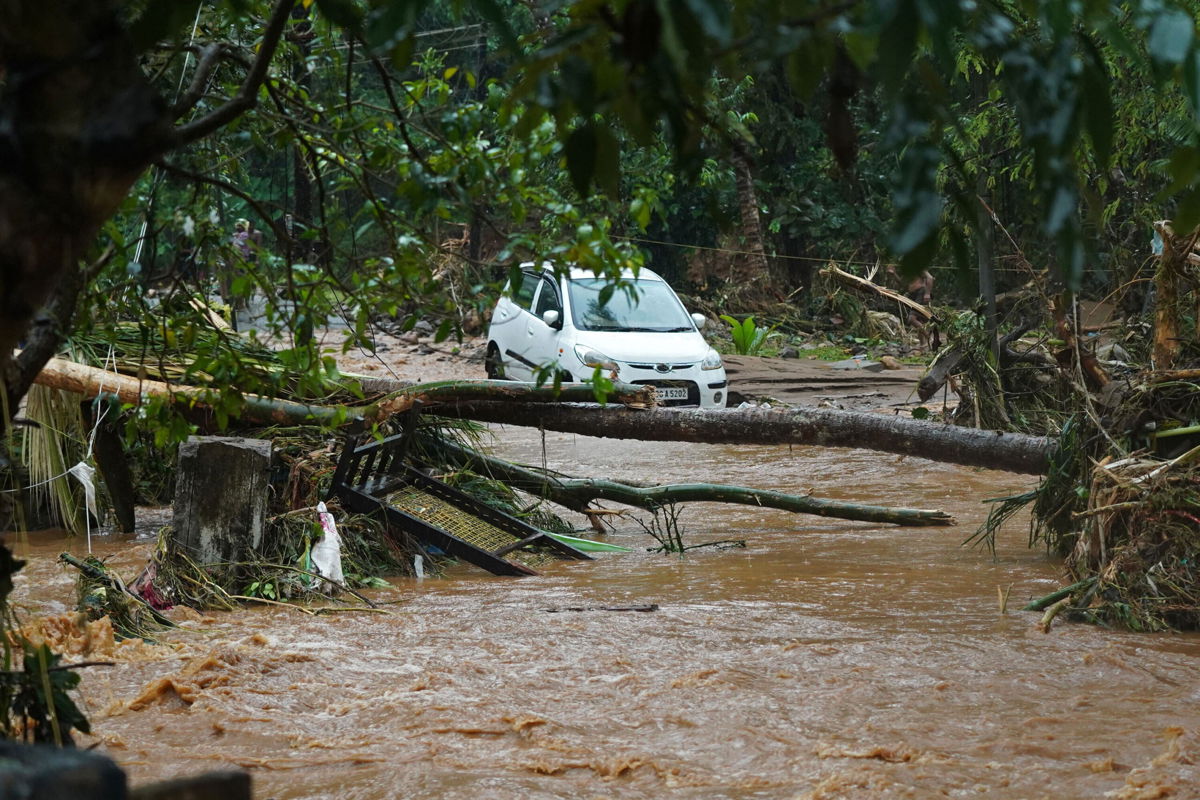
<box><xmin>533</xmin><ymin>277</ymin><xmax>561</xmax><ymax>317</ymax></box>
<box><xmin>512</xmin><ymin>272</ymin><xmax>539</xmax><ymax>310</ymax></box>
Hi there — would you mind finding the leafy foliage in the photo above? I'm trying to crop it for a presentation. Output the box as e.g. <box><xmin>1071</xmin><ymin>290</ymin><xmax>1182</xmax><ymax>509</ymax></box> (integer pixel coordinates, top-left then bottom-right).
<box><xmin>719</xmin><ymin>314</ymin><xmax>773</xmax><ymax>356</ymax></box>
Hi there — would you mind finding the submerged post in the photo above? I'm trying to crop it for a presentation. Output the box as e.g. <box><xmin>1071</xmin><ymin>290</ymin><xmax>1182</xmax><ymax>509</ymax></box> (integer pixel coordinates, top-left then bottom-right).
<box><xmin>171</xmin><ymin>436</ymin><xmax>272</xmax><ymax>582</ymax></box>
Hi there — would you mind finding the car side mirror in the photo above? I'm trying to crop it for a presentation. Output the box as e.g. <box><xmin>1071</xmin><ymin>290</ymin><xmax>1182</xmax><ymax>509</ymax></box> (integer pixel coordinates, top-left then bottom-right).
<box><xmin>690</xmin><ymin>312</ymin><xmax>706</xmax><ymax>330</ymax></box>
<box><xmin>542</xmin><ymin>309</ymin><xmax>561</xmax><ymax>328</ymax></box>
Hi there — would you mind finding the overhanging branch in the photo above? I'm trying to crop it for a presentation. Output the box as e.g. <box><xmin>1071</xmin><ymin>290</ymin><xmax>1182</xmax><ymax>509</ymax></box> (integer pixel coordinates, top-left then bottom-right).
<box><xmin>171</xmin><ymin>43</ymin><xmax>237</xmax><ymax>120</ymax></box>
<box><xmin>171</xmin><ymin>0</ymin><xmax>297</xmax><ymax>147</ymax></box>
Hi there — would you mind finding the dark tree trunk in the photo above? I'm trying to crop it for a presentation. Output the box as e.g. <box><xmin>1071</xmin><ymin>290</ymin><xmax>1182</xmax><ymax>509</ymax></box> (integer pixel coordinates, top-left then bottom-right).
<box><xmin>0</xmin><ymin>1</ymin><xmax>171</xmax><ymax>415</ymax></box>
<box><xmin>440</xmin><ymin>403</ymin><xmax>1057</xmax><ymax>475</ymax></box>
<box><xmin>81</xmin><ymin>401</ymin><xmax>136</xmax><ymax>534</ymax></box>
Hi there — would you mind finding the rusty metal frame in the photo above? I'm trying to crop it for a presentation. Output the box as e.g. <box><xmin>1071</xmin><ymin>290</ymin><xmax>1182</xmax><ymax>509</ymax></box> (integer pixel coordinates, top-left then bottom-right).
<box><xmin>329</xmin><ymin>428</ymin><xmax>591</xmax><ymax>577</ymax></box>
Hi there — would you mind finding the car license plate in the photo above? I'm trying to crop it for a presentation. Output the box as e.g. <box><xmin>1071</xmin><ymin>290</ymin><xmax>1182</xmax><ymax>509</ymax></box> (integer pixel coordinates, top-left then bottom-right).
<box><xmin>656</xmin><ymin>386</ymin><xmax>689</xmax><ymax>401</ymax></box>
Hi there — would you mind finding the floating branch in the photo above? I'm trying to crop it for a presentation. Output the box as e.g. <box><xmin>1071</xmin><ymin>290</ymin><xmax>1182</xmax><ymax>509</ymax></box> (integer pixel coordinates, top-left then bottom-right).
<box><xmin>439</xmin><ymin>441</ymin><xmax>956</xmax><ymax>527</ymax></box>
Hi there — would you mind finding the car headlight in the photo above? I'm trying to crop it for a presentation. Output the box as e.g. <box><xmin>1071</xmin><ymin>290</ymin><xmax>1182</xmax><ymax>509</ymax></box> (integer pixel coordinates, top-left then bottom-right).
<box><xmin>701</xmin><ymin>348</ymin><xmax>723</xmax><ymax>370</ymax></box>
<box><xmin>574</xmin><ymin>344</ymin><xmax>618</xmax><ymax>371</ymax></box>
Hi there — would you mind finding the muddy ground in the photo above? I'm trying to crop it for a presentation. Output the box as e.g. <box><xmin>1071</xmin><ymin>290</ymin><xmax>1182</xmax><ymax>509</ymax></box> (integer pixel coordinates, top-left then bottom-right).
<box><xmin>316</xmin><ymin>328</ymin><xmax>930</xmax><ymax>413</ymax></box>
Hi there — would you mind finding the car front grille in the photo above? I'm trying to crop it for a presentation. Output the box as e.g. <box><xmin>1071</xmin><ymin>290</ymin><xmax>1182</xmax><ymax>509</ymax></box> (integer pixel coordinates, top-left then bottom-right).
<box><xmin>627</xmin><ymin>362</ymin><xmax>696</xmax><ymax>372</ymax></box>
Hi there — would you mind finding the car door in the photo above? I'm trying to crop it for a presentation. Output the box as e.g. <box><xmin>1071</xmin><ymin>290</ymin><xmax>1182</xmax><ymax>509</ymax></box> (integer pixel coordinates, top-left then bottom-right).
<box><xmin>492</xmin><ymin>270</ymin><xmax>540</xmax><ymax>379</ymax></box>
<box><xmin>524</xmin><ymin>274</ymin><xmax>565</xmax><ymax>380</ymax></box>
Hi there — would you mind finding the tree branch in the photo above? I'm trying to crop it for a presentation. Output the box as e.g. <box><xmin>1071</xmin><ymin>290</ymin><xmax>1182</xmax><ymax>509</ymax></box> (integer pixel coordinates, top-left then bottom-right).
<box><xmin>171</xmin><ymin>0</ymin><xmax>297</xmax><ymax>147</ymax></box>
<box><xmin>2</xmin><ymin>246</ymin><xmax>112</xmax><ymax>418</ymax></box>
<box><xmin>170</xmin><ymin>43</ymin><xmax>235</xmax><ymax>120</ymax></box>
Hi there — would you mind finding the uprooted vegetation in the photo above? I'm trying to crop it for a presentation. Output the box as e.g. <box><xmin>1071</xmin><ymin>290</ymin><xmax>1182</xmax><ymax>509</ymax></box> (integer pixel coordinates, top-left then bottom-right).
<box><xmin>922</xmin><ymin>226</ymin><xmax>1199</xmax><ymax>631</ymax></box>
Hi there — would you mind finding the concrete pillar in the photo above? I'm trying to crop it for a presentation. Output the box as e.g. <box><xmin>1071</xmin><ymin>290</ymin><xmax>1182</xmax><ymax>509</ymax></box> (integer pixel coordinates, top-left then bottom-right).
<box><xmin>171</xmin><ymin>436</ymin><xmax>272</xmax><ymax>582</ymax></box>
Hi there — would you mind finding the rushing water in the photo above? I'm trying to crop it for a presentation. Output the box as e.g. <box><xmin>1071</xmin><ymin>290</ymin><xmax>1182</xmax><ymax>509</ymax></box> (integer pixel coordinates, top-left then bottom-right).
<box><xmin>7</xmin><ymin>428</ymin><xmax>1200</xmax><ymax>799</ymax></box>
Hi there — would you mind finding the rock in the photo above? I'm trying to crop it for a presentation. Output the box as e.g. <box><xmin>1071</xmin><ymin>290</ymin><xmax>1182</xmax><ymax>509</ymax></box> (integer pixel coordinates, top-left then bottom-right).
<box><xmin>0</xmin><ymin>741</ymin><xmax>126</xmax><ymax>799</ymax></box>
<box><xmin>1097</xmin><ymin>342</ymin><xmax>1131</xmax><ymax>362</ymax></box>
<box><xmin>413</xmin><ymin>319</ymin><xmax>435</xmax><ymax>335</ymax></box>
<box><xmin>129</xmin><ymin>770</ymin><xmax>252</xmax><ymax>800</ymax></box>
<box><xmin>171</xmin><ymin>437</ymin><xmax>272</xmax><ymax>586</ymax></box>
<box><xmin>879</xmin><ymin>355</ymin><xmax>904</xmax><ymax>370</ymax></box>
<box><xmin>828</xmin><ymin>357</ymin><xmax>884</xmax><ymax>372</ymax></box>
<box><xmin>779</xmin><ymin>347</ymin><xmax>799</xmax><ymax>359</ymax></box>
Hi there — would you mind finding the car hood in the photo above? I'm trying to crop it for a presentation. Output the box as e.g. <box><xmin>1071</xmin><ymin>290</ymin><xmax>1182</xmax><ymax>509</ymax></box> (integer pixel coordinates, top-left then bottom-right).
<box><xmin>571</xmin><ymin>330</ymin><xmax>711</xmax><ymax>363</ymax></box>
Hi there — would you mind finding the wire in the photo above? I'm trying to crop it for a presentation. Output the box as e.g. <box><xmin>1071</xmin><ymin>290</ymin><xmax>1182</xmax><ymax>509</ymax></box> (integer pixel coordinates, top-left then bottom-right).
<box><xmin>2</xmin><ymin>348</ymin><xmax>120</xmax><ymax>553</ymax></box>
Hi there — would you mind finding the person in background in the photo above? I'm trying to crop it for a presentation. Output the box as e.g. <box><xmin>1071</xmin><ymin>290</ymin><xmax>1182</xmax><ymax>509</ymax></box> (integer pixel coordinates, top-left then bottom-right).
<box><xmin>224</xmin><ymin>219</ymin><xmax>255</xmax><ymax>313</ymax></box>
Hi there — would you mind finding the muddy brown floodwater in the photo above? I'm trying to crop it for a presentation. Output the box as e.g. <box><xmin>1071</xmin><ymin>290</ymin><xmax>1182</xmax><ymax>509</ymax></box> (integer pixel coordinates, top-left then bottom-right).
<box><xmin>8</xmin><ymin>428</ymin><xmax>1200</xmax><ymax>799</ymax></box>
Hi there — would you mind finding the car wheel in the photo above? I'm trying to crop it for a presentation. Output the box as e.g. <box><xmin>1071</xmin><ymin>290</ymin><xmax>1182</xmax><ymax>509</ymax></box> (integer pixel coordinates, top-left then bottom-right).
<box><xmin>485</xmin><ymin>343</ymin><xmax>505</xmax><ymax>379</ymax></box>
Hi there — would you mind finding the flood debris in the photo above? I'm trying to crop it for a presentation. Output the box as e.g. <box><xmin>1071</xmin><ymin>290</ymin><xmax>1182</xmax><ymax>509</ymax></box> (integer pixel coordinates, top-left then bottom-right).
<box><xmin>962</xmin><ymin>220</ymin><xmax>1200</xmax><ymax>631</ymax></box>
<box><xmin>544</xmin><ymin>604</ymin><xmax>659</xmax><ymax>613</ymax></box>
<box><xmin>635</xmin><ymin>501</ymin><xmax>746</xmax><ymax>554</ymax></box>
<box><xmin>436</xmin><ymin>438</ymin><xmax>957</xmax><ymax>529</ymax></box>
<box><xmin>309</xmin><ymin>501</ymin><xmax>345</xmax><ymax>592</ymax></box>
<box><xmin>332</xmin><ymin>430</ymin><xmax>592</xmax><ymax>576</ymax></box>
<box><xmin>60</xmin><ymin>553</ymin><xmax>173</xmax><ymax>640</ymax></box>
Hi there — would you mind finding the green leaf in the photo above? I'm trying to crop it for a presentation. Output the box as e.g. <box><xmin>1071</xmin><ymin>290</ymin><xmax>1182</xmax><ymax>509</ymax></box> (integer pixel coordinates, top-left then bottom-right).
<box><xmin>315</xmin><ymin>0</ymin><xmax>365</xmax><ymax>30</ymax></box>
<box><xmin>470</xmin><ymin>0</ymin><xmax>520</xmax><ymax>51</ymax></box>
<box><xmin>891</xmin><ymin>192</ymin><xmax>943</xmax><ymax>255</ymax></box>
<box><xmin>597</xmin><ymin>283</ymin><xmax>615</xmax><ymax>308</ymax></box>
<box><xmin>434</xmin><ymin>318</ymin><xmax>453</xmax><ymax>343</ymax></box>
<box><xmin>1175</xmin><ymin>185</ymin><xmax>1200</xmax><ymax>234</ymax></box>
<box><xmin>1078</xmin><ymin>36</ymin><xmax>1114</xmax><ymax>168</ymax></box>
<box><xmin>875</xmin><ymin>0</ymin><xmax>919</xmax><ymax>94</ymax></box>
<box><xmin>364</xmin><ymin>0</ymin><xmax>414</xmax><ymax>53</ymax></box>
<box><xmin>911</xmin><ymin>406</ymin><xmax>930</xmax><ymax>420</ymax></box>
<box><xmin>1149</xmin><ymin>8</ymin><xmax>1194</xmax><ymax>67</ymax></box>
<box><xmin>682</xmin><ymin>0</ymin><xmax>731</xmax><ymax>46</ymax></box>
<box><xmin>1184</xmin><ymin>49</ymin><xmax>1200</xmax><ymax>118</ymax></box>
<box><xmin>127</xmin><ymin>0</ymin><xmax>204</xmax><ymax>51</ymax></box>
<box><xmin>565</xmin><ymin>124</ymin><xmax>597</xmax><ymax>197</ymax></box>
<box><xmin>842</xmin><ymin>31</ymin><xmax>879</xmax><ymax>73</ymax></box>
<box><xmin>588</xmin><ymin>367</ymin><xmax>614</xmax><ymax>404</ymax></box>
<box><xmin>785</xmin><ymin>35</ymin><xmax>835</xmax><ymax>99</ymax></box>
<box><xmin>594</xmin><ymin>126</ymin><xmax>620</xmax><ymax>199</ymax></box>
<box><xmin>1164</xmin><ymin>146</ymin><xmax>1200</xmax><ymax>195</ymax></box>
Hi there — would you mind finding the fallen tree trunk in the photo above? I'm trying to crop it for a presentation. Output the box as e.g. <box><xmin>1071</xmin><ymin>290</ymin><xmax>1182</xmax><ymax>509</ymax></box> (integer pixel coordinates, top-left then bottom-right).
<box><xmin>439</xmin><ymin>403</ymin><xmax>1056</xmax><ymax>475</ymax></box>
<box><xmin>31</xmin><ymin>357</ymin><xmax>654</xmax><ymax>427</ymax></box>
<box><xmin>35</xmin><ymin>358</ymin><xmax>1054</xmax><ymax>474</ymax></box>
<box><xmin>440</xmin><ymin>441</ymin><xmax>956</xmax><ymax>526</ymax></box>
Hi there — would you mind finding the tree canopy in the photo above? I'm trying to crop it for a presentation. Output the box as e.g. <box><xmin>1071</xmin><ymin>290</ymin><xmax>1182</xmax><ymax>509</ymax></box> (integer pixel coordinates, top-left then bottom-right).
<box><xmin>1</xmin><ymin>0</ymin><xmax>1199</xmax><ymax>447</ymax></box>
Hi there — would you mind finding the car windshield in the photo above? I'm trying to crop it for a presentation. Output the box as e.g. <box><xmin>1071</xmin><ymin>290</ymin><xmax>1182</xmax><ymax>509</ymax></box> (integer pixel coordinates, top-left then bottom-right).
<box><xmin>566</xmin><ymin>277</ymin><xmax>694</xmax><ymax>332</ymax></box>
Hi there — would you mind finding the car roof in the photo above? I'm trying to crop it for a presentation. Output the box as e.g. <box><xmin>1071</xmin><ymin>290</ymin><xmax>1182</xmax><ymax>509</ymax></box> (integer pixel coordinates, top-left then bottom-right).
<box><xmin>519</xmin><ymin>261</ymin><xmax>664</xmax><ymax>282</ymax></box>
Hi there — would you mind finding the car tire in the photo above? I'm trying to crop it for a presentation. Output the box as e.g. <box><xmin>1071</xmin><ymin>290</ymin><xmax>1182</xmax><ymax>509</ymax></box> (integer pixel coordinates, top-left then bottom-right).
<box><xmin>485</xmin><ymin>343</ymin><xmax>506</xmax><ymax>379</ymax></box>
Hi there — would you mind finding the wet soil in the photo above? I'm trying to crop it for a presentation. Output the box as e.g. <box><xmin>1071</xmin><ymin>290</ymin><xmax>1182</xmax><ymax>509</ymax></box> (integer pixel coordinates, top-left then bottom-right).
<box><xmin>318</xmin><ymin>327</ymin><xmax>928</xmax><ymax>412</ymax></box>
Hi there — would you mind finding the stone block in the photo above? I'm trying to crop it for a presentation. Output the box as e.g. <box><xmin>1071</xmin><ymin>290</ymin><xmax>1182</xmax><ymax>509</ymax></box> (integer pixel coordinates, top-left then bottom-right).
<box><xmin>0</xmin><ymin>741</ymin><xmax>126</xmax><ymax>799</ymax></box>
<box><xmin>171</xmin><ymin>437</ymin><xmax>272</xmax><ymax>581</ymax></box>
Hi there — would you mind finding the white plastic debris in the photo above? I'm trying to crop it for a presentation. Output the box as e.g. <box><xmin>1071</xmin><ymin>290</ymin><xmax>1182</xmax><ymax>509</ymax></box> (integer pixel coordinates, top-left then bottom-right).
<box><xmin>68</xmin><ymin>461</ymin><xmax>98</xmax><ymax>553</ymax></box>
<box><xmin>312</xmin><ymin>501</ymin><xmax>345</xmax><ymax>592</ymax></box>
<box><xmin>413</xmin><ymin>554</ymin><xmax>425</xmax><ymax>580</ymax></box>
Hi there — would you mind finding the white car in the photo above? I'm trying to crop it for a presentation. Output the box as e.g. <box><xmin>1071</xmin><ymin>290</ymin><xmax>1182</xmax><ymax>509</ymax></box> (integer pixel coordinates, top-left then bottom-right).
<box><xmin>485</xmin><ymin>265</ymin><xmax>728</xmax><ymax>408</ymax></box>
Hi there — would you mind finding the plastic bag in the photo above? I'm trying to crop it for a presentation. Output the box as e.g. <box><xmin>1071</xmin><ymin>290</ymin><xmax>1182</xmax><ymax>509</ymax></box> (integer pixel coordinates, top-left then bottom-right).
<box><xmin>311</xmin><ymin>501</ymin><xmax>345</xmax><ymax>592</ymax></box>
